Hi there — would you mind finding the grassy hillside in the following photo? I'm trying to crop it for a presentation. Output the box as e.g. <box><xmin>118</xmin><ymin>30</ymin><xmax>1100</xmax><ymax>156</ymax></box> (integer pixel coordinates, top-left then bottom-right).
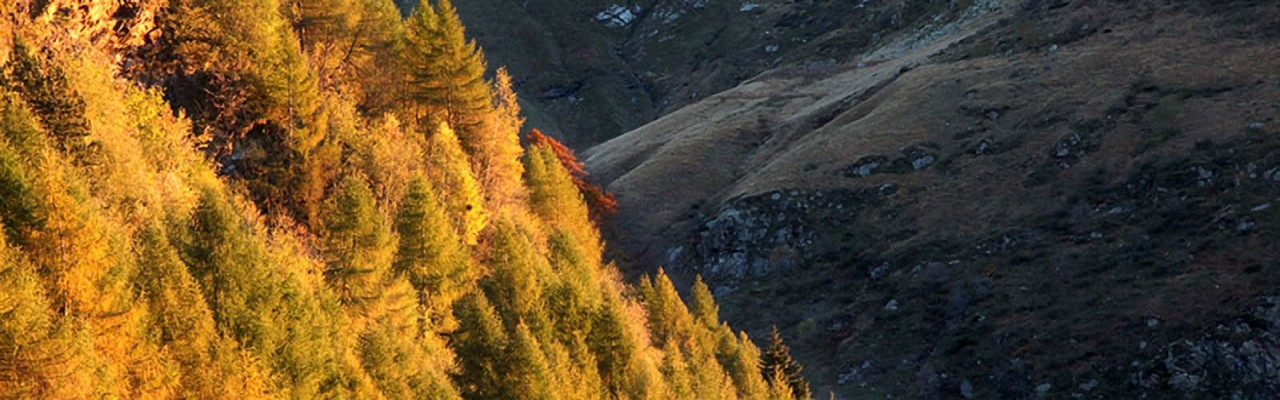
<box><xmin>586</xmin><ymin>1</ymin><xmax>1280</xmax><ymax>397</ymax></box>
<box><xmin>407</xmin><ymin>0</ymin><xmax>985</xmax><ymax>148</ymax></box>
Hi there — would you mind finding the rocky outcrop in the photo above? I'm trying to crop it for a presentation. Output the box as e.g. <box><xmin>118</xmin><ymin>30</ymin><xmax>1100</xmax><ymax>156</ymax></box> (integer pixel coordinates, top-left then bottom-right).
<box><xmin>1134</xmin><ymin>297</ymin><xmax>1280</xmax><ymax>398</ymax></box>
<box><xmin>689</xmin><ymin>187</ymin><xmax>892</xmax><ymax>288</ymax></box>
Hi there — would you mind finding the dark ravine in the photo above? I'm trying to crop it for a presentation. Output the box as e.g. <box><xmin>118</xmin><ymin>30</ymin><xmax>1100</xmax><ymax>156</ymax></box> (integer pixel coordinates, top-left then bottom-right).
<box><xmin>578</xmin><ymin>0</ymin><xmax>1280</xmax><ymax>397</ymax></box>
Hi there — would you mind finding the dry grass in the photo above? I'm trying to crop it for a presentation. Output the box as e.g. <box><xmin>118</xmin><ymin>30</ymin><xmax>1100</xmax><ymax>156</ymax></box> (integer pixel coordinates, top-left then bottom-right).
<box><xmin>586</xmin><ymin>1</ymin><xmax>1280</xmax><ymax>396</ymax></box>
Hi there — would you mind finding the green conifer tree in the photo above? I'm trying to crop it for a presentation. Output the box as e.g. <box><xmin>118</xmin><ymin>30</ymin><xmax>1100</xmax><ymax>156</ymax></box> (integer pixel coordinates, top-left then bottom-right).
<box><xmin>548</xmin><ymin>335</ymin><xmax>606</xmax><ymax>400</ymax></box>
<box><xmin>449</xmin><ymin>291</ymin><xmax>509</xmax><ymax>399</ymax></box>
<box><xmin>185</xmin><ymin>185</ymin><xmax>369</xmax><ymax>397</ymax></box>
<box><xmin>358</xmin><ymin>277</ymin><xmax>462</xmax><ymax>399</ymax></box>
<box><xmin>1</xmin><ymin>39</ymin><xmax>92</xmax><ymax>158</ymax></box>
<box><xmin>639</xmin><ymin>269</ymin><xmax>696</xmax><ymax>349</ymax></box>
<box><xmin>690</xmin><ymin>275</ymin><xmax>720</xmax><ymax>329</ymax></box>
<box><xmin>0</xmin><ymin>221</ymin><xmax>110</xmax><ymax>398</ymax></box>
<box><xmin>393</xmin><ymin>174</ymin><xmax>474</xmax><ymax>331</ymax></box>
<box><xmin>321</xmin><ymin>173</ymin><xmax>394</xmax><ymax>305</ymax></box>
<box><xmin>481</xmin><ymin>219</ymin><xmax>553</xmax><ymax>334</ymax></box>
<box><xmin>523</xmin><ymin>143</ymin><xmax>601</xmax><ymax>263</ymax></box>
<box><xmin>478</xmin><ymin>67</ymin><xmax>527</xmax><ymax>209</ymax></box>
<box><xmin>135</xmin><ymin>225</ymin><xmax>226</xmax><ymax>397</ymax></box>
<box><xmin>401</xmin><ymin>0</ymin><xmax>493</xmax><ymax>139</ymax></box>
<box><xmin>661</xmin><ymin>343</ymin><xmax>696</xmax><ymax>399</ymax></box>
<box><xmin>423</xmin><ymin>121</ymin><xmax>488</xmax><ymax>245</ymax></box>
<box><xmin>544</xmin><ymin>232</ymin><xmax>600</xmax><ymax>341</ymax></box>
<box><xmin>346</xmin><ymin>0</ymin><xmax>409</xmax><ymax>115</ymax></box>
<box><xmin>0</xmin><ymin>93</ymin><xmax>47</xmax><ymax>242</ymax></box>
<box><xmin>586</xmin><ymin>298</ymin><xmax>634</xmax><ymax>394</ymax></box>
<box><xmin>507</xmin><ymin>321</ymin><xmax>557</xmax><ymax>399</ymax></box>
<box><xmin>718</xmin><ymin>330</ymin><xmax>770</xmax><ymax>400</ymax></box>
<box><xmin>761</xmin><ymin>326</ymin><xmax>811</xmax><ymax>400</ymax></box>
<box><xmin>643</xmin><ymin>270</ymin><xmax>737</xmax><ymax>399</ymax></box>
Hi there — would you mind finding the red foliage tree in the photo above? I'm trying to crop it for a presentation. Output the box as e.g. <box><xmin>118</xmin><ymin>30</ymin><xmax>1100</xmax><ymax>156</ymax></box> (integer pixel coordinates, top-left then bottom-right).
<box><xmin>525</xmin><ymin>129</ymin><xmax>617</xmax><ymax>221</ymax></box>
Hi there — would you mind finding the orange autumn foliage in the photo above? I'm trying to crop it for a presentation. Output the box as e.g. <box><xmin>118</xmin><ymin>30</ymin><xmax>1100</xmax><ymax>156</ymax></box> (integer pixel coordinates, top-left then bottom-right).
<box><xmin>525</xmin><ymin>129</ymin><xmax>617</xmax><ymax>221</ymax></box>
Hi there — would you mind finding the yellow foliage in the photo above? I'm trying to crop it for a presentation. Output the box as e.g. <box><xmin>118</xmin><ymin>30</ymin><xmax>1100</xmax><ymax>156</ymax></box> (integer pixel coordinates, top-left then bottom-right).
<box><xmin>0</xmin><ymin>223</ymin><xmax>113</xmax><ymax>398</ymax></box>
<box><xmin>524</xmin><ymin>143</ymin><xmax>603</xmax><ymax>268</ymax></box>
<box><xmin>475</xmin><ymin>67</ymin><xmax>527</xmax><ymax>212</ymax></box>
<box><xmin>0</xmin><ymin>4</ymin><xmax>797</xmax><ymax>398</ymax></box>
<box><xmin>423</xmin><ymin>121</ymin><xmax>488</xmax><ymax>245</ymax></box>
<box><xmin>340</xmin><ymin>113</ymin><xmax>427</xmax><ymax>213</ymax></box>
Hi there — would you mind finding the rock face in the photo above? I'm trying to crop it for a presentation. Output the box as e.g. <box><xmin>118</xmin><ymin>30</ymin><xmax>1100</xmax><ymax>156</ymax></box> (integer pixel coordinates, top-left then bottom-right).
<box><xmin>694</xmin><ymin>189</ymin><xmax>870</xmax><ymax>284</ymax></box>
<box><xmin>584</xmin><ymin>0</ymin><xmax>1280</xmax><ymax>397</ymax></box>
<box><xmin>1133</xmin><ymin>297</ymin><xmax>1280</xmax><ymax>397</ymax></box>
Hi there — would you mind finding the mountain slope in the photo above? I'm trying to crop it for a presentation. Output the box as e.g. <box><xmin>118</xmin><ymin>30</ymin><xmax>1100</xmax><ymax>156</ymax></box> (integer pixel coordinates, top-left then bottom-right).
<box><xmin>586</xmin><ymin>1</ymin><xmax>1280</xmax><ymax>397</ymax></box>
<box><xmin>439</xmin><ymin>0</ymin><xmax>991</xmax><ymax>147</ymax></box>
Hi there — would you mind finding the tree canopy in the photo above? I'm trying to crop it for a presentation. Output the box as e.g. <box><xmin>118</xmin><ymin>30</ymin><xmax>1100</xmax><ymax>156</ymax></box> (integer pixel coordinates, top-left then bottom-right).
<box><xmin>0</xmin><ymin>1</ymin><xmax>808</xmax><ymax>398</ymax></box>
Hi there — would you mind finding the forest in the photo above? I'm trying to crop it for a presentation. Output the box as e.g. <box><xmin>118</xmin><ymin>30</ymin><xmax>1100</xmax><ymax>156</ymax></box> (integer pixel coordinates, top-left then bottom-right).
<box><xmin>0</xmin><ymin>0</ymin><xmax>807</xmax><ymax>398</ymax></box>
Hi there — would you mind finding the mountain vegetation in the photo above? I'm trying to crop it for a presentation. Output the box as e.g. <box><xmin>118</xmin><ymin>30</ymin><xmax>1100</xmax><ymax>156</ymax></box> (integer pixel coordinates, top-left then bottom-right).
<box><xmin>0</xmin><ymin>0</ymin><xmax>806</xmax><ymax>397</ymax></box>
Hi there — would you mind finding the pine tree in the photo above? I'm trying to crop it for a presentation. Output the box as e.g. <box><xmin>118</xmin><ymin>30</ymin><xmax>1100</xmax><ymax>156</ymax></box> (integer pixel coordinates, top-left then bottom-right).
<box><xmin>544</xmin><ymin>232</ymin><xmax>602</xmax><ymax>339</ymax></box>
<box><xmin>690</xmin><ymin>275</ymin><xmax>720</xmax><ymax>328</ymax></box>
<box><xmin>761</xmin><ymin>326</ymin><xmax>811</xmax><ymax>400</ymax></box>
<box><xmin>449</xmin><ymin>291</ymin><xmax>509</xmax><ymax>399</ymax></box>
<box><xmin>185</xmin><ymin>185</ymin><xmax>371</xmax><ymax>397</ymax></box>
<box><xmin>720</xmin><ymin>330</ymin><xmax>771</xmax><ymax>400</ymax></box>
<box><xmin>766</xmin><ymin>365</ymin><xmax>798</xmax><ymax>400</ymax></box>
<box><xmin>642</xmin><ymin>270</ymin><xmax>737</xmax><ymax>399</ymax></box>
<box><xmin>401</xmin><ymin>0</ymin><xmax>494</xmax><ymax>139</ymax></box>
<box><xmin>423</xmin><ymin>121</ymin><xmax>488</xmax><ymax>245</ymax></box>
<box><xmin>548</xmin><ymin>335</ymin><xmax>606</xmax><ymax>400</ymax></box>
<box><xmin>321</xmin><ymin>173</ymin><xmax>394</xmax><ymax>305</ymax></box>
<box><xmin>1</xmin><ymin>39</ymin><xmax>93</xmax><ymax>158</ymax></box>
<box><xmin>586</xmin><ymin>298</ymin><xmax>633</xmax><ymax>394</ymax></box>
<box><xmin>506</xmin><ymin>321</ymin><xmax>557</xmax><ymax>399</ymax></box>
<box><xmin>393</xmin><ymin>174</ymin><xmax>474</xmax><ymax>331</ymax></box>
<box><xmin>357</xmin><ymin>277</ymin><xmax>462</xmax><ymax>399</ymax></box>
<box><xmin>0</xmin><ymin>221</ymin><xmax>109</xmax><ymax>398</ymax></box>
<box><xmin>661</xmin><ymin>342</ymin><xmax>696</xmax><ymax>399</ymax></box>
<box><xmin>477</xmin><ymin>67</ymin><xmax>528</xmax><ymax>210</ymax></box>
<box><xmin>138</xmin><ymin>222</ymin><xmax>279</xmax><ymax>399</ymax></box>
<box><xmin>526</xmin><ymin>129</ymin><xmax>617</xmax><ymax>222</ymax></box>
<box><xmin>524</xmin><ymin>142</ymin><xmax>601</xmax><ymax>264</ymax></box>
<box><xmin>639</xmin><ymin>269</ymin><xmax>696</xmax><ymax>349</ymax></box>
<box><xmin>346</xmin><ymin>0</ymin><xmax>408</xmax><ymax>115</ymax></box>
<box><xmin>135</xmin><ymin>225</ymin><xmax>225</xmax><ymax>397</ymax></box>
<box><xmin>0</xmin><ymin>93</ymin><xmax>47</xmax><ymax>242</ymax></box>
<box><xmin>481</xmin><ymin>219</ymin><xmax>553</xmax><ymax>333</ymax></box>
